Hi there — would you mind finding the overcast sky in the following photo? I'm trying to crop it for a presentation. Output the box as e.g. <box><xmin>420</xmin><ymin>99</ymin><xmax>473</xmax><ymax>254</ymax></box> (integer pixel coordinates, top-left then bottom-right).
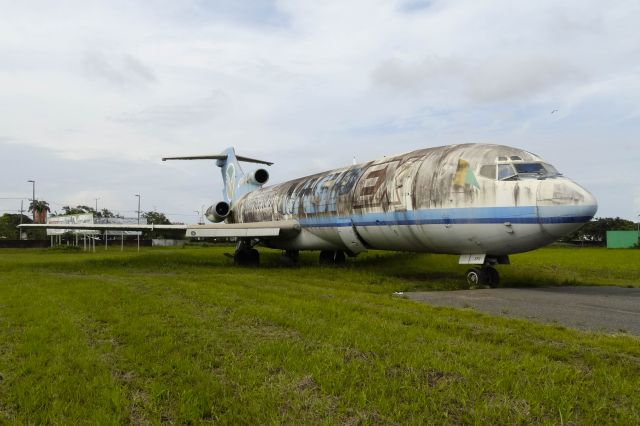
<box><xmin>1</xmin><ymin>0</ymin><xmax>639</xmax><ymax>222</ymax></box>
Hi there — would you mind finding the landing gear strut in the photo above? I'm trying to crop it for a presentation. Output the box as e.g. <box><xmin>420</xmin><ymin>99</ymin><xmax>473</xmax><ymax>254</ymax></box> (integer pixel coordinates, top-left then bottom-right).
<box><xmin>465</xmin><ymin>266</ymin><xmax>500</xmax><ymax>288</ymax></box>
<box><xmin>319</xmin><ymin>250</ymin><xmax>346</xmax><ymax>265</ymax></box>
<box><xmin>234</xmin><ymin>240</ymin><xmax>260</xmax><ymax>267</ymax></box>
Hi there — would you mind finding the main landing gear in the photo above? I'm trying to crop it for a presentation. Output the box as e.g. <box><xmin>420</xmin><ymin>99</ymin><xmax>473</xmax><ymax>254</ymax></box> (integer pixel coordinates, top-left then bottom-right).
<box><xmin>319</xmin><ymin>250</ymin><xmax>346</xmax><ymax>265</ymax></box>
<box><xmin>465</xmin><ymin>266</ymin><xmax>500</xmax><ymax>288</ymax></box>
<box><xmin>234</xmin><ymin>240</ymin><xmax>260</xmax><ymax>267</ymax></box>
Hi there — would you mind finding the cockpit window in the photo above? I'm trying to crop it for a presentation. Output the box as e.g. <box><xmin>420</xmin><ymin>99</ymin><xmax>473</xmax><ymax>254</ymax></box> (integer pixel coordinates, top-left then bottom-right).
<box><xmin>498</xmin><ymin>164</ymin><xmax>517</xmax><ymax>180</ymax></box>
<box><xmin>479</xmin><ymin>161</ymin><xmax>561</xmax><ymax>181</ymax></box>
<box><xmin>513</xmin><ymin>163</ymin><xmax>545</xmax><ymax>174</ymax></box>
<box><xmin>543</xmin><ymin>163</ymin><xmax>560</xmax><ymax>175</ymax></box>
<box><xmin>479</xmin><ymin>165</ymin><xmax>496</xmax><ymax>179</ymax></box>
<box><xmin>513</xmin><ymin>163</ymin><xmax>561</xmax><ymax>178</ymax></box>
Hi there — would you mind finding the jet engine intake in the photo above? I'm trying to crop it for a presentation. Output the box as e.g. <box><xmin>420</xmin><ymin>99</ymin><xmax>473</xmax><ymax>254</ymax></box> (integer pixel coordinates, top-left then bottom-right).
<box><xmin>206</xmin><ymin>201</ymin><xmax>231</xmax><ymax>223</ymax></box>
<box><xmin>249</xmin><ymin>169</ymin><xmax>269</xmax><ymax>185</ymax></box>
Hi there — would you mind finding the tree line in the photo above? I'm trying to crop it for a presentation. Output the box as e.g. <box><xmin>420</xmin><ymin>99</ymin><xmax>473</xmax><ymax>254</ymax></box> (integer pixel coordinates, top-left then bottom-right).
<box><xmin>1</xmin><ymin>202</ymin><xmax>175</xmax><ymax>239</ymax></box>
<box><xmin>561</xmin><ymin>217</ymin><xmax>638</xmax><ymax>245</ymax></box>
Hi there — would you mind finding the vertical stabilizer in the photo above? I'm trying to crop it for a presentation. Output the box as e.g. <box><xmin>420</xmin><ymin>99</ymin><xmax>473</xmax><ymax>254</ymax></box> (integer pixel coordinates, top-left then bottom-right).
<box><xmin>218</xmin><ymin>148</ymin><xmax>244</xmax><ymax>203</ymax></box>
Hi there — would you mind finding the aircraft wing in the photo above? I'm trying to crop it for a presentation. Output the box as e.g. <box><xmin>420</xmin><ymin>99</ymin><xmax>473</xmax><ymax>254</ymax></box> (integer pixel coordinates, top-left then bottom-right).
<box><xmin>18</xmin><ymin>220</ymin><xmax>300</xmax><ymax>239</ymax></box>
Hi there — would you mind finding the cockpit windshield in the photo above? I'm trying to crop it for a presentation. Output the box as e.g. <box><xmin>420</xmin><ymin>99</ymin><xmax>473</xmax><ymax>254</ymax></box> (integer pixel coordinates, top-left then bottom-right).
<box><xmin>512</xmin><ymin>163</ymin><xmax>560</xmax><ymax>178</ymax></box>
<box><xmin>479</xmin><ymin>162</ymin><xmax>561</xmax><ymax>181</ymax></box>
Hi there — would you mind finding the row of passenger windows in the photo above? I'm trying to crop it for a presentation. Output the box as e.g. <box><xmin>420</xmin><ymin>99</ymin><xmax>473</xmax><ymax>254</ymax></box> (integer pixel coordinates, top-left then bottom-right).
<box><xmin>478</xmin><ymin>163</ymin><xmax>560</xmax><ymax>181</ymax></box>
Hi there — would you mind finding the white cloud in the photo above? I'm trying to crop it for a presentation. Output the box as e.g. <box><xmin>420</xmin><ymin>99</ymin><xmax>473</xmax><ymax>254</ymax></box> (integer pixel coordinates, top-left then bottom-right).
<box><xmin>0</xmin><ymin>0</ymin><xmax>639</xmax><ymax>219</ymax></box>
<box><xmin>83</xmin><ymin>50</ymin><xmax>157</xmax><ymax>89</ymax></box>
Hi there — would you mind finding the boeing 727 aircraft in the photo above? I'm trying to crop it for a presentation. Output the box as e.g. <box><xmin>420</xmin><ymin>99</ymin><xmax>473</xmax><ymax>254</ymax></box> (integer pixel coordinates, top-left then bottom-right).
<box><xmin>22</xmin><ymin>143</ymin><xmax>598</xmax><ymax>286</ymax></box>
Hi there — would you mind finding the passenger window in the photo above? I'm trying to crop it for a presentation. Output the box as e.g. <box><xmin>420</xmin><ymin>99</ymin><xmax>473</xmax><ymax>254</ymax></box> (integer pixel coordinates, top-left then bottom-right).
<box><xmin>498</xmin><ymin>164</ymin><xmax>517</xmax><ymax>180</ymax></box>
<box><xmin>479</xmin><ymin>165</ymin><xmax>496</xmax><ymax>179</ymax></box>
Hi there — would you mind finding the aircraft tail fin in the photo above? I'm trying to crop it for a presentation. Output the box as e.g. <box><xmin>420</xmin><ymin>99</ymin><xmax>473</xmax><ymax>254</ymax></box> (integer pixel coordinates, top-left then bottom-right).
<box><xmin>162</xmin><ymin>148</ymin><xmax>272</xmax><ymax>203</ymax></box>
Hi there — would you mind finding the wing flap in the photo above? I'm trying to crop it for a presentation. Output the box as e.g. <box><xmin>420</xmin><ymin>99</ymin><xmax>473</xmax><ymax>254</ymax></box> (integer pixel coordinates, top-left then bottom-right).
<box><xmin>19</xmin><ymin>223</ymin><xmax>186</xmax><ymax>231</ymax></box>
<box><xmin>19</xmin><ymin>220</ymin><xmax>300</xmax><ymax>239</ymax></box>
<box><xmin>186</xmin><ymin>228</ymin><xmax>281</xmax><ymax>238</ymax></box>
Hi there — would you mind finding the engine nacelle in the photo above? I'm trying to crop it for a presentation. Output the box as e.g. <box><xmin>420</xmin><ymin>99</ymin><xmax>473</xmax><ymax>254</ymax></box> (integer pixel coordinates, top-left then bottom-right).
<box><xmin>205</xmin><ymin>201</ymin><xmax>231</xmax><ymax>223</ymax></box>
<box><xmin>248</xmin><ymin>168</ymin><xmax>269</xmax><ymax>186</ymax></box>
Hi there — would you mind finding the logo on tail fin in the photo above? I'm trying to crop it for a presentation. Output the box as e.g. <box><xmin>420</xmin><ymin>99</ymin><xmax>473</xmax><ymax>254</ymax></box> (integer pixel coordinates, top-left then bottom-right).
<box><xmin>225</xmin><ymin>163</ymin><xmax>236</xmax><ymax>200</ymax></box>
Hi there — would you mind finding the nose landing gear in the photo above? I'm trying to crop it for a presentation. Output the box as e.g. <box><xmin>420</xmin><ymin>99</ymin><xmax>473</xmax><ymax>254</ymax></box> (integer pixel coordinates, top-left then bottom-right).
<box><xmin>465</xmin><ymin>266</ymin><xmax>500</xmax><ymax>288</ymax></box>
<box><xmin>461</xmin><ymin>254</ymin><xmax>508</xmax><ymax>288</ymax></box>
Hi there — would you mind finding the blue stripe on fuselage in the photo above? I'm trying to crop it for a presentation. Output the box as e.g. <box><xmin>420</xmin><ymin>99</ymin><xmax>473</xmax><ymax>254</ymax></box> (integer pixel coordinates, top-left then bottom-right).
<box><xmin>297</xmin><ymin>206</ymin><xmax>593</xmax><ymax>228</ymax></box>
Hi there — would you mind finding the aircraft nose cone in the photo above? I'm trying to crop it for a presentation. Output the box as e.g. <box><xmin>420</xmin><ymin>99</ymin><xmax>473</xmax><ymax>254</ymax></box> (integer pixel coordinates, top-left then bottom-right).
<box><xmin>581</xmin><ymin>188</ymin><xmax>598</xmax><ymax>219</ymax></box>
<box><xmin>537</xmin><ymin>179</ymin><xmax>598</xmax><ymax>238</ymax></box>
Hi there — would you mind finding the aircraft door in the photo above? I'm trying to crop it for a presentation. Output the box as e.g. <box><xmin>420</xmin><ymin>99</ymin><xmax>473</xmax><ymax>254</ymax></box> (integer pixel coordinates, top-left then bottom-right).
<box><xmin>337</xmin><ymin>220</ymin><xmax>368</xmax><ymax>254</ymax></box>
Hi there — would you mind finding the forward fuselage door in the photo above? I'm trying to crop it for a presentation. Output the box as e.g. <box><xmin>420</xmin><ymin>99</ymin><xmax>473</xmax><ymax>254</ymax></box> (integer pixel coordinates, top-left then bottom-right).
<box><xmin>336</xmin><ymin>220</ymin><xmax>368</xmax><ymax>255</ymax></box>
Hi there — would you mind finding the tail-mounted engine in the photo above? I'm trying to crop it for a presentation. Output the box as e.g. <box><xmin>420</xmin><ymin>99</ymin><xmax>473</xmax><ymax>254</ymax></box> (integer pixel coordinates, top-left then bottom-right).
<box><xmin>205</xmin><ymin>201</ymin><xmax>231</xmax><ymax>223</ymax></box>
<box><xmin>245</xmin><ymin>168</ymin><xmax>269</xmax><ymax>186</ymax></box>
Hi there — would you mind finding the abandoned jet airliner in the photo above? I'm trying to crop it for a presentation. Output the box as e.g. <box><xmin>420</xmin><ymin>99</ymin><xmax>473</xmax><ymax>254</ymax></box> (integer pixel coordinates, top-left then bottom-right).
<box><xmin>21</xmin><ymin>143</ymin><xmax>598</xmax><ymax>286</ymax></box>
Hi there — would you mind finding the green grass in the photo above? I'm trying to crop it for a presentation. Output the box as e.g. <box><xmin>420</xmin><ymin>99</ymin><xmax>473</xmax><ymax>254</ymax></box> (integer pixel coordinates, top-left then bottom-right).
<box><xmin>0</xmin><ymin>246</ymin><xmax>639</xmax><ymax>424</ymax></box>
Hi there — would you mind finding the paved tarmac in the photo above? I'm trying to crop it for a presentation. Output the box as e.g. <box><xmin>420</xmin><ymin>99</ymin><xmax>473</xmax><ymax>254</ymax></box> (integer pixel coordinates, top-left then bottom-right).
<box><xmin>406</xmin><ymin>286</ymin><xmax>640</xmax><ymax>335</ymax></box>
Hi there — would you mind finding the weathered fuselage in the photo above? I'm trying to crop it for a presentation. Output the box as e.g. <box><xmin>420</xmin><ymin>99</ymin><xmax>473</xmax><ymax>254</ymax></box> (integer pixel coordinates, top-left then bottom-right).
<box><xmin>230</xmin><ymin>144</ymin><xmax>597</xmax><ymax>256</ymax></box>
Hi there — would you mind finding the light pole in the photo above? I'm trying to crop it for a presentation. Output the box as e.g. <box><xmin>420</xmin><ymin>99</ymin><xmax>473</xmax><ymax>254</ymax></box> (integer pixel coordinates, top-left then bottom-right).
<box><xmin>135</xmin><ymin>194</ymin><xmax>141</xmax><ymax>224</ymax></box>
<box><xmin>27</xmin><ymin>180</ymin><xmax>35</xmax><ymax>221</ymax></box>
<box><xmin>95</xmin><ymin>197</ymin><xmax>100</xmax><ymax>214</ymax></box>
<box><xmin>135</xmin><ymin>194</ymin><xmax>141</xmax><ymax>252</ymax></box>
<box><xmin>194</xmin><ymin>210</ymin><xmax>200</xmax><ymax>225</ymax></box>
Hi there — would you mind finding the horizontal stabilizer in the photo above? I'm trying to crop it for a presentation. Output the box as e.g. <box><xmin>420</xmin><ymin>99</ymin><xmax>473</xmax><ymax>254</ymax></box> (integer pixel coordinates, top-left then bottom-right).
<box><xmin>162</xmin><ymin>155</ymin><xmax>227</xmax><ymax>161</ymax></box>
<box><xmin>162</xmin><ymin>154</ymin><xmax>273</xmax><ymax>166</ymax></box>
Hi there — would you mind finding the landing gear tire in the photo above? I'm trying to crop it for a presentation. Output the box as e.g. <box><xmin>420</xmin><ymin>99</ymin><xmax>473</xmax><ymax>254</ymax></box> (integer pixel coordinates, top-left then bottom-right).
<box><xmin>234</xmin><ymin>248</ymin><xmax>260</xmax><ymax>267</ymax></box>
<box><xmin>319</xmin><ymin>250</ymin><xmax>346</xmax><ymax>265</ymax></box>
<box><xmin>482</xmin><ymin>266</ymin><xmax>500</xmax><ymax>287</ymax></box>
<box><xmin>465</xmin><ymin>268</ymin><xmax>485</xmax><ymax>289</ymax></box>
<box><xmin>465</xmin><ymin>267</ymin><xmax>500</xmax><ymax>289</ymax></box>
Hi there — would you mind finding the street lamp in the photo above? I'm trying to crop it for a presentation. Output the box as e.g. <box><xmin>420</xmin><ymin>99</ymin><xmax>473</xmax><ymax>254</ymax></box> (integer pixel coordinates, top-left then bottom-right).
<box><xmin>194</xmin><ymin>210</ymin><xmax>200</xmax><ymax>225</ymax></box>
<box><xmin>27</xmin><ymin>180</ymin><xmax>35</xmax><ymax>221</ymax></box>
<box><xmin>95</xmin><ymin>197</ymin><xmax>100</xmax><ymax>214</ymax></box>
<box><xmin>135</xmin><ymin>194</ymin><xmax>141</xmax><ymax>224</ymax></box>
<box><xmin>134</xmin><ymin>194</ymin><xmax>141</xmax><ymax>252</ymax></box>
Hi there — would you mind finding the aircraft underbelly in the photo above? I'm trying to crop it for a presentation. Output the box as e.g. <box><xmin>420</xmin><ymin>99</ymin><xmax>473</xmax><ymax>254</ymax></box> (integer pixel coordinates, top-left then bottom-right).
<box><xmin>287</xmin><ymin>204</ymin><xmax>560</xmax><ymax>254</ymax></box>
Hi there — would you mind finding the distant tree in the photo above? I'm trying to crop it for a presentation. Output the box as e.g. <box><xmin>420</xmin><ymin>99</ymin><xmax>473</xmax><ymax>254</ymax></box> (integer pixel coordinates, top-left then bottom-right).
<box><xmin>141</xmin><ymin>211</ymin><xmax>182</xmax><ymax>239</ymax></box>
<box><xmin>99</xmin><ymin>208</ymin><xmax>114</xmax><ymax>218</ymax></box>
<box><xmin>563</xmin><ymin>217</ymin><xmax>637</xmax><ymax>245</ymax></box>
<box><xmin>59</xmin><ymin>205</ymin><xmax>123</xmax><ymax>219</ymax></box>
<box><xmin>61</xmin><ymin>205</ymin><xmax>93</xmax><ymax>215</ymax></box>
<box><xmin>98</xmin><ymin>208</ymin><xmax>123</xmax><ymax>219</ymax></box>
<box><xmin>0</xmin><ymin>214</ymin><xmax>32</xmax><ymax>239</ymax></box>
<box><xmin>143</xmin><ymin>211</ymin><xmax>171</xmax><ymax>225</ymax></box>
<box><xmin>29</xmin><ymin>200</ymin><xmax>50</xmax><ymax>224</ymax></box>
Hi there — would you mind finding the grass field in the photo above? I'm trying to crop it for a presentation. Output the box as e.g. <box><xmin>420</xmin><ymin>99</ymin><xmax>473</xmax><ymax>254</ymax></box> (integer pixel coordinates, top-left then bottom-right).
<box><xmin>0</xmin><ymin>246</ymin><xmax>639</xmax><ymax>424</ymax></box>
